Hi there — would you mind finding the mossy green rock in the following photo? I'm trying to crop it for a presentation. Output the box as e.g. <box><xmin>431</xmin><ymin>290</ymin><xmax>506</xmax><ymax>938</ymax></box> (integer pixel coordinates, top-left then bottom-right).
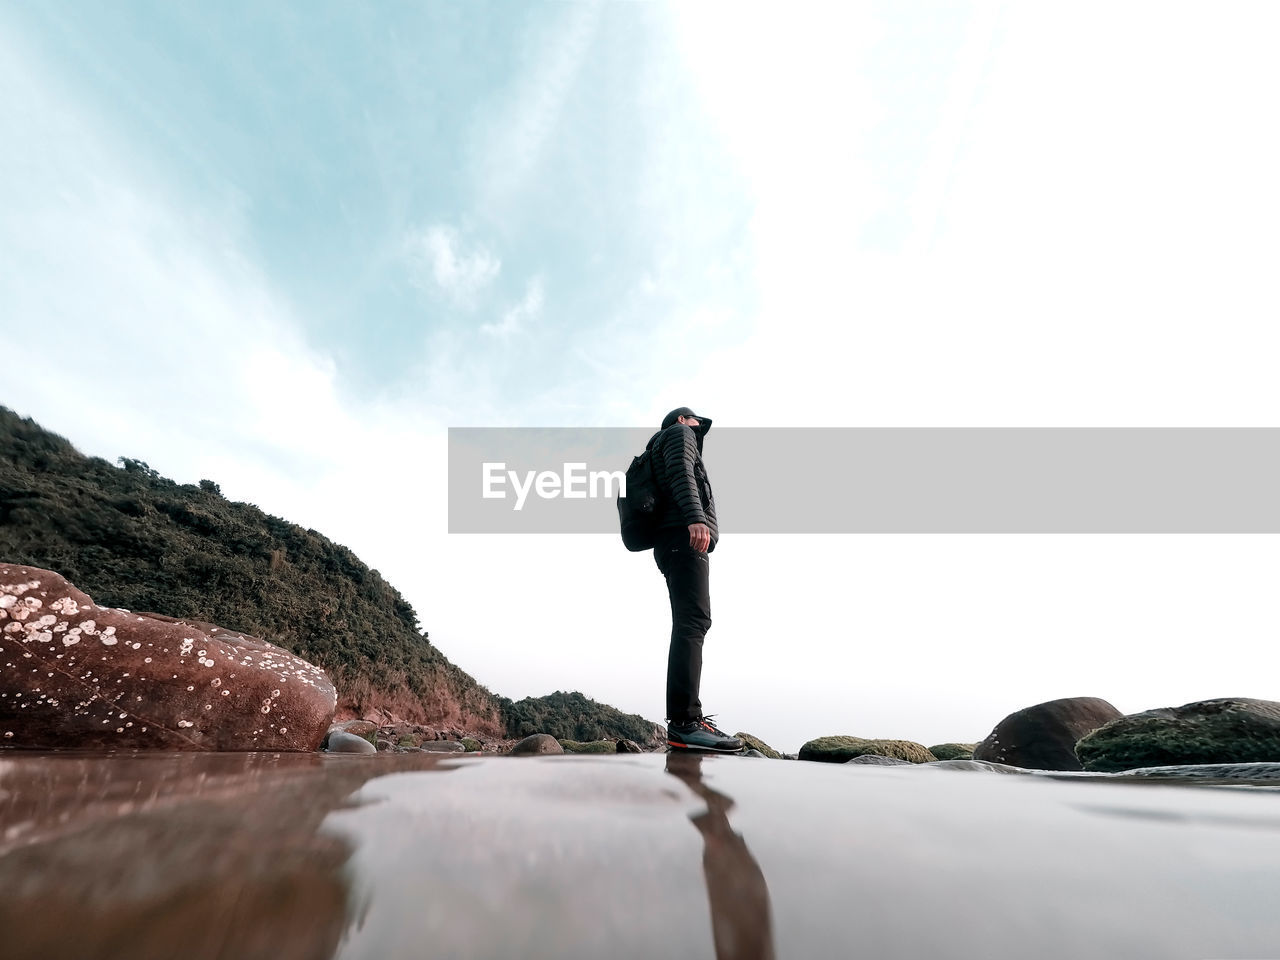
<box><xmin>799</xmin><ymin>736</ymin><xmax>937</xmax><ymax>764</ymax></box>
<box><xmin>1077</xmin><ymin>698</ymin><xmax>1280</xmax><ymax>772</ymax></box>
<box><xmin>735</xmin><ymin>733</ymin><xmax>781</xmax><ymax>759</ymax></box>
<box><xmin>558</xmin><ymin>739</ymin><xmax>616</xmax><ymax>754</ymax></box>
<box><xmin>460</xmin><ymin>737</ymin><xmax>482</xmax><ymax>752</ymax></box>
<box><xmin>928</xmin><ymin>743</ymin><xmax>976</xmax><ymax>761</ymax></box>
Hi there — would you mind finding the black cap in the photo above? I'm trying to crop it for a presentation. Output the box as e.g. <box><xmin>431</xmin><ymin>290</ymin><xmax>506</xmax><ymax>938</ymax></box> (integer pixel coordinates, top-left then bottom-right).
<box><xmin>661</xmin><ymin>407</ymin><xmax>712</xmax><ymax>436</ymax></box>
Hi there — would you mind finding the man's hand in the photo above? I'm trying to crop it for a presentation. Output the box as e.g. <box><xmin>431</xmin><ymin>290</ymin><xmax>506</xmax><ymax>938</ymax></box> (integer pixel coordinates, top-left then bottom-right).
<box><xmin>688</xmin><ymin>523</ymin><xmax>711</xmax><ymax>553</ymax></box>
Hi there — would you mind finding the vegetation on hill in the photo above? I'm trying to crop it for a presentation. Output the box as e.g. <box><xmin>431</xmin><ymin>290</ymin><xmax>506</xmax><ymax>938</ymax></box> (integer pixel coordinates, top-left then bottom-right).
<box><xmin>0</xmin><ymin>406</ymin><xmax>659</xmax><ymax>742</ymax></box>
<box><xmin>500</xmin><ymin>690</ymin><xmax>658</xmax><ymax>743</ymax></box>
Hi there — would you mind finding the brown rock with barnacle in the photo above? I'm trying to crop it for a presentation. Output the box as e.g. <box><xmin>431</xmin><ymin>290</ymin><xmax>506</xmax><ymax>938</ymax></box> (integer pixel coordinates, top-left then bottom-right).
<box><xmin>0</xmin><ymin>563</ymin><xmax>336</xmax><ymax>751</ymax></box>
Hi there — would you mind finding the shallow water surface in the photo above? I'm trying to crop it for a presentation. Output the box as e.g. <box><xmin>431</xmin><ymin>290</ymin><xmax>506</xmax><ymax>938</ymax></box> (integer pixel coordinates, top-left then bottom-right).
<box><xmin>2</xmin><ymin>751</ymin><xmax>1279</xmax><ymax>959</ymax></box>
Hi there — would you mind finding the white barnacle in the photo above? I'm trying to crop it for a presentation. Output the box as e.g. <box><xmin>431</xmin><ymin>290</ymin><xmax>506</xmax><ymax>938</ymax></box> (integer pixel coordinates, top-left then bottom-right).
<box><xmin>220</xmin><ymin>689</ymin><xmax>230</xmax><ymax>696</ymax></box>
<box><xmin>35</xmin><ymin>615</ymin><xmax>56</xmax><ymax>628</ymax></box>
<box><xmin>211</xmin><ymin>678</ymin><xmax>221</xmax><ymax>687</ymax></box>
<box><xmin>177</xmin><ymin>720</ymin><xmax>194</xmax><ymax>728</ymax></box>
<box><xmin>20</xmin><ymin>596</ymin><xmax>41</xmax><ymax>610</ymax></box>
<box><xmin>186</xmin><ymin>685</ymin><xmax>194</xmax><ymax>692</ymax></box>
<box><xmin>131</xmin><ymin>643</ymin><xmax>140</xmax><ymax>650</ymax></box>
<box><xmin>0</xmin><ymin>596</ymin><xmax>15</xmax><ymax>610</ymax></box>
<box><xmin>80</xmin><ymin>620</ymin><xmax>97</xmax><ymax>636</ymax></box>
<box><xmin>144</xmin><ymin>657</ymin><xmax>152</xmax><ymax>663</ymax></box>
<box><xmin>102</xmin><ymin>636</ymin><xmax>118</xmax><ymax>646</ymax></box>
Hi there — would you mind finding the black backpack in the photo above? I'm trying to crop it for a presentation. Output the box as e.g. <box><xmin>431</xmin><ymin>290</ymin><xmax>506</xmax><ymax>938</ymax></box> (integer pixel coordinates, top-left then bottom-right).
<box><xmin>618</xmin><ymin>445</ymin><xmax>663</xmax><ymax>551</ymax></box>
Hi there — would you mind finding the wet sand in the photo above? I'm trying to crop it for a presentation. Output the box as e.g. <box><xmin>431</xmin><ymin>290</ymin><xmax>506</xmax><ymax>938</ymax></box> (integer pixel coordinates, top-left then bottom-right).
<box><xmin>2</xmin><ymin>751</ymin><xmax>1280</xmax><ymax>959</ymax></box>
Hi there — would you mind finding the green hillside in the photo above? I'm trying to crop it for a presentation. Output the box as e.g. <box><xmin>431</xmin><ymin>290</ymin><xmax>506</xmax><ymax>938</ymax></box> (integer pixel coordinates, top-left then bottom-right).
<box><xmin>0</xmin><ymin>406</ymin><xmax>659</xmax><ymax>743</ymax></box>
<box><xmin>502</xmin><ymin>690</ymin><xmax>660</xmax><ymax>743</ymax></box>
<box><xmin>0</xmin><ymin>405</ymin><xmax>504</xmax><ymax>732</ymax></box>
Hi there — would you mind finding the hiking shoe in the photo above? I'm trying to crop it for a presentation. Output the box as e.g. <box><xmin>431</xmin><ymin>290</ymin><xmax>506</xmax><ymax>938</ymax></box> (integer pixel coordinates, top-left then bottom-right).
<box><xmin>667</xmin><ymin>715</ymin><xmax>744</xmax><ymax>753</ymax></box>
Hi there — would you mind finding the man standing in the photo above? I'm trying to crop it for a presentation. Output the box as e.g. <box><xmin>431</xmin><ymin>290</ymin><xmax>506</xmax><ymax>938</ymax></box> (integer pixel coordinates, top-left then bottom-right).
<box><xmin>650</xmin><ymin>407</ymin><xmax>743</xmax><ymax>752</ymax></box>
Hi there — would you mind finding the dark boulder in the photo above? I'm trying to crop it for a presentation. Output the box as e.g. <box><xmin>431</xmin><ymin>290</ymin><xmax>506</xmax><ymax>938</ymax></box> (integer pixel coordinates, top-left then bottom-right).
<box><xmin>973</xmin><ymin>697</ymin><xmax>1122</xmax><ymax>770</ymax></box>
<box><xmin>1076</xmin><ymin>698</ymin><xmax>1280</xmax><ymax>772</ymax></box>
<box><xmin>927</xmin><ymin>742</ymin><xmax>976</xmax><ymax>761</ymax></box>
<box><xmin>799</xmin><ymin>736</ymin><xmax>936</xmax><ymax>764</ymax></box>
<box><xmin>324</xmin><ymin>730</ymin><xmax>376</xmax><ymax>754</ymax></box>
<box><xmin>736</xmin><ymin>732</ymin><xmax>781</xmax><ymax>759</ymax></box>
<box><xmin>509</xmin><ymin>733</ymin><xmax>563</xmax><ymax>756</ymax></box>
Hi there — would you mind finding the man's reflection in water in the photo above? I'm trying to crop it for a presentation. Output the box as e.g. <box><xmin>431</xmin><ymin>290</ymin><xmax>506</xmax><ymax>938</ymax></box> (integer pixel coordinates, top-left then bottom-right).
<box><xmin>666</xmin><ymin>752</ymin><xmax>777</xmax><ymax>960</ymax></box>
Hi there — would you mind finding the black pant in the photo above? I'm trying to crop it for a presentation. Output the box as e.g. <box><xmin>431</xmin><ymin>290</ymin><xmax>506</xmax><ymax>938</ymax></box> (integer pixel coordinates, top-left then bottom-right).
<box><xmin>655</xmin><ymin>528</ymin><xmax>711</xmax><ymax>724</ymax></box>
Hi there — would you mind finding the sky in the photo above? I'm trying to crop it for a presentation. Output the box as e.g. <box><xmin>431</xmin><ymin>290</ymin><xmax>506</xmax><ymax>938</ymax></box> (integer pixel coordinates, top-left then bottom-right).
<box><xmin>3</xmin><ymin>1</ymin><xmax>1279</xmax><ymax>754</ymax></box>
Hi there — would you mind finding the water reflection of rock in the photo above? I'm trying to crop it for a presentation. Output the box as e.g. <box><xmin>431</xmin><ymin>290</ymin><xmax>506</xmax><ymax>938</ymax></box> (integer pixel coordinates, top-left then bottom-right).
<box><xmin>665</xmin><ymin>753</ymin><xmax>776</xmax><ymax>960</ymax></box>
<box><xmin>0</xmin><ymin>753</ymin><xmax>458</xmax><ymax>960</ymax></box>
<box><xmin>8</xmin><ymin>753</ymin><xmax>1280</xmax><ymax>959</ymax></box>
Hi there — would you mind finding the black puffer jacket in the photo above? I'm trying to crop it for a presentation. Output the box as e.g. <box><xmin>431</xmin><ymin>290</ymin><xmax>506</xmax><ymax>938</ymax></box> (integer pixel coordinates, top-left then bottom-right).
<box><xmin>647</xmin><ymin>420</ymin><xmax>718</xmax><ymax>551</ymax></box>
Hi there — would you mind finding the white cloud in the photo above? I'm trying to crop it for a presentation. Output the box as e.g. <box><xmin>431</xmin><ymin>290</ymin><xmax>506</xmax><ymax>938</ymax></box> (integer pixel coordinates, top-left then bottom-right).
<box><xmin>403</xmin><ymin>223</ymin><xmax>501</xmax><ymax>307</ymax></box>
<box><xmin>661</xmin><ymin>2</ymin><xmax>1280</xmax><ymax>427</ymax></box>
<box><xmin>0</xmin><ymin>25</ymin><xmax>453</xmax><ymax>558</ymax></box>
<box><xmin>481</xmin><ymin>275</ymin><xmax>544</xmax><ymax>340</ymax></box>
<box><xmin>469</xmin><ymin>1</ymin><xmax>601</xmax><ymax>213</ymax></box>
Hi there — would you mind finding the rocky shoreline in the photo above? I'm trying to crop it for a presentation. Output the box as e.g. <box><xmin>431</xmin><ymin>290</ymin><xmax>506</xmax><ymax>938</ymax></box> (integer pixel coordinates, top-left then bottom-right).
<box><xmin>8</xmin><ymin>564</ymin><xmax>1280</xmax><ymax>780</ymax></box>
<box><xmin>323</xmin><ymin>694</ymin><xmax>1280</xmax><ymax>787</ymax></box>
